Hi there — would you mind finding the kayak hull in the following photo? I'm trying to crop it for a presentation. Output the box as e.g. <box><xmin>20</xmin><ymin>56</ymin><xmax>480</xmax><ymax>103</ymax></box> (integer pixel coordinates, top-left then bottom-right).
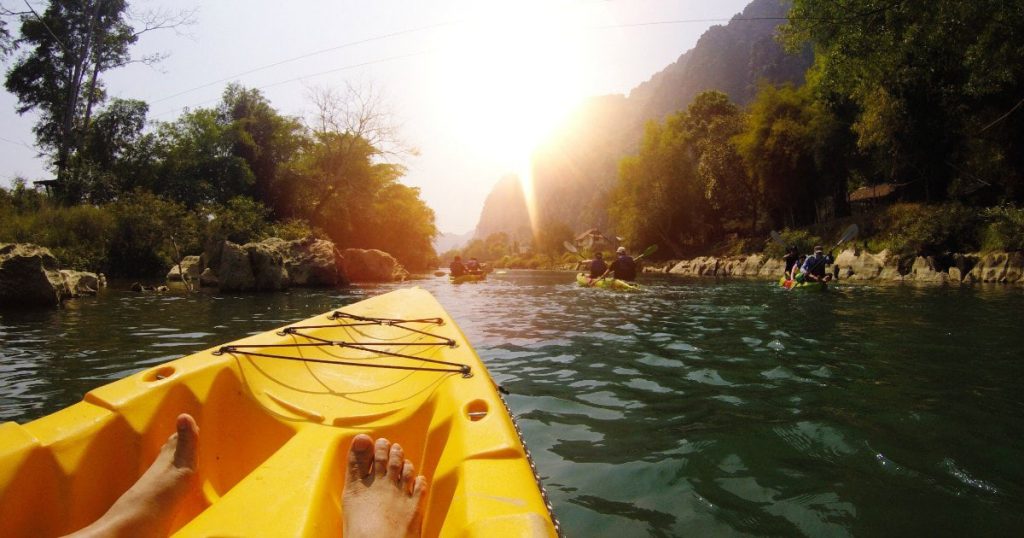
<box><xmin>450</xmin><ymin>273</ymin><xmax>486</xmax><ymax>284</ymax></box>
<box><xmin>778</xmin><ymin>276</ymin><xmax>828</xmax><ymax>291</ymax></box>
<box><xmin>576</xmin><ymin>273</ymin><xmax>641</xmax><ymax>291</ymax></box>
<box><xmin>0</xmin><ymin>288</ymin><xmax>556</xmax><ymax>537</ymax></box>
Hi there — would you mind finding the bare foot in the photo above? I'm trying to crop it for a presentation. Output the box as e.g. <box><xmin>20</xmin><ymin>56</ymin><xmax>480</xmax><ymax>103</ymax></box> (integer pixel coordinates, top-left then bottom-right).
<box><xmin>343</xmin><ymin>434</ymin><xmax>428</xmax><ymax>538</ymax></box>
<box><xmin>67</xmin><ymin>414</ymin><xmax>199</xmax><ymax>538</ymax></box>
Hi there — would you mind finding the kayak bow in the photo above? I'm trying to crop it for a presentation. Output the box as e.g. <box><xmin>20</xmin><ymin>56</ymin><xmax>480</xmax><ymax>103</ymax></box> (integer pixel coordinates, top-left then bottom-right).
<box><xmin>0</xmin><ymin>288</ymin><xmax>557</xmax><ymax>537</ymax></box>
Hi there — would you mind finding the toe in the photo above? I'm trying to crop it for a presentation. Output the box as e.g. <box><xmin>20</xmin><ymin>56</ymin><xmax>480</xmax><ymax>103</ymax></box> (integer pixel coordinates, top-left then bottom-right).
<box><xmin>347</xmin><ymin>434</ymin><xmax>374</xmax><ymax>482</ymax></box>
<box><xmin>388</xmin><ymin>443</ymin><xmax>404</xmax><ymax>483</ymax></box>
<box><xmin>401</xmin><ymin>460</ymin><xmax>414</xmax><ymax>492</ymax></box>
<box><xmin>412</xmin><ymin>475</ymin><xmax>428</xmax><ymax>501</ymax></box>
<box><xmin>172</xmin><ymin>414</ymin><xmax>199</xmax><ymax>470</ymax></box>
<box><xmin>374</xmin><ymin>438</ymin><xmax>390</xmax><ymax>478</ymax></box>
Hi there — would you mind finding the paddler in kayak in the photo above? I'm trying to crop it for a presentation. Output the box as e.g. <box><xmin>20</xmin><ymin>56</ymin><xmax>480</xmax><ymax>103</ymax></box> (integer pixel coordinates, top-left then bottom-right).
<box><xmin>582</xmin><ymin>251</ymin><xmax>608</xmax><ymax>286</ymax></box>
<box><xmin>796</xmin><ymin>245</ymin><xmax>834</xmax><ymax>283</ymax></box>
<box><xmin>608</xmin><ymin>246</ymin><xmax>637</xmax><ymax>282</ymax></box>
<box><xmin>466</xmin><ymin>257</ymin><xmax>482</xmax><ymax>275</ymax></box>
<box><xmin>450</xmin><ymin>255</ymin><xmax>467</xmax><ymax>277</ymax></box>
<box><xmin>783</xmin><ymin>246</ymin><xmax>800</xmax><ymax>279</ymax></box>
<box><xmin>68</xmin><ymin>414</ymin><xmax>428</xmax><ymax>538</ymax></box>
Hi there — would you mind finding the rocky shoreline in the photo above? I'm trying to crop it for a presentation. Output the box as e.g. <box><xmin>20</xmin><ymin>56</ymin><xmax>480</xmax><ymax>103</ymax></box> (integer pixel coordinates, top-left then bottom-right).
<box><xmin>1</xmin><ymin>238</ymin><xmax>411</xmax><ymax>308</ymax></box>
<box><xmin>168</xmin><ymin>237</ymin><xmax>410</xmax><ymax>292</ymax></box>
<box><xmin>645</xmin><ymin>249</ymin><xmax>1024</xmax><ymax>285</ymax></box>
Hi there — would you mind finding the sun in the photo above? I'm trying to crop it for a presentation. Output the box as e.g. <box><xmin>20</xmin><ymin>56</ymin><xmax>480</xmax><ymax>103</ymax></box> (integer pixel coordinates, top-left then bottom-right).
<box><xmin>436</xmin><ymin>1</ymin><xmax>587</xmax><ymax>170</ymax></box>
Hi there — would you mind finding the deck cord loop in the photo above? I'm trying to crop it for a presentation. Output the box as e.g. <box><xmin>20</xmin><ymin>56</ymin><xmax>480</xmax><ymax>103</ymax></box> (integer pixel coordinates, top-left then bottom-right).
<box><xmin>213</xmin><ymin>310</ymin><xmax>469</xmax><ymax>377</ymax></box>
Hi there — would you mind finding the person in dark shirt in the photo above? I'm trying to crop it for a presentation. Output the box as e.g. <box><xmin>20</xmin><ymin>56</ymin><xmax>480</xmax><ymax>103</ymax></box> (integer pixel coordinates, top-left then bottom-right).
<box><xmin>450</xmin><ymin>256</ymin><xmax>467</xmax><ymax>277</ymax></box>
<box><xmin>783</xmin><ymin>246</ymin><xmax>800</xmax><ymax>279</ymax></box>
<box><xmin>798</xmin><ymin>245</ymin><xmax>834</xmax><ymax>282</ymax></box>
<box><xmin>609</xmin><ymin>246</ymin><xmax>637</xmax><ymax>281</ymax></box>
<box><xmin>588</xmin><ymin>251</ymin><xmax>607</xmax><ymax>278</ymax></box>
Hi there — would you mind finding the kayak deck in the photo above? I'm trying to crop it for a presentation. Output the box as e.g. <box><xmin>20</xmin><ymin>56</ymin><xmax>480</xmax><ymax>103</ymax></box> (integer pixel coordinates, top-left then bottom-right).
<box><xmin>576</xmin><ymin>273</ymin><xmax>641</xmax><ymax>291</ymax></box>
<box><xmin>0</xmin><ymin>288</ymin><xmax>556</xmax><ymax>537</ymax></box>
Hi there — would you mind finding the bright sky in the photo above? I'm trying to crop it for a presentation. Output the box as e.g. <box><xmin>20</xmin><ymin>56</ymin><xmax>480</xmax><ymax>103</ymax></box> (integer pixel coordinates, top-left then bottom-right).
<box><xmin>0</xmin><ymin>0</ymin><xmax>751</xmax><ymax>234</ymax></box>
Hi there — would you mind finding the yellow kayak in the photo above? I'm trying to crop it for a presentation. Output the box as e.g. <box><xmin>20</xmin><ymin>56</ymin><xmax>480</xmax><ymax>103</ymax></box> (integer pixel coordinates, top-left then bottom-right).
<box><xmin>0</xmin><ymin>288</ymin><xmax>558</xmax><ymax>537</ymax></box>
<box><xmin>449</xmin><ymin>273</ymin><xmax>486</xmax><ymax>284</ymax></box>
<box><xmin>576</xmin><ymin>273</ymin><xmax>641</xmax><ymax>291</ymax></box>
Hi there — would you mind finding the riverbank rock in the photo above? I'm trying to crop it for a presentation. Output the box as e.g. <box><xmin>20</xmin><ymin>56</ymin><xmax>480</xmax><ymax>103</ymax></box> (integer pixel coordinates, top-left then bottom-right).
<box><xmin>216</xmin><ymin>241</ymin><xmax>259</xmax><ymax>291</ymax></box>
<box><xmin>907</xmin><ymin>256</ymin><xmax>952</xmax><ymax>284</ymax></box>
<box><xmin>189</xmin><ymin>237</ymin><xmax>363</xmax><ymax>291</ymax></box>
<box><xmin>0</xmin><ymin>244</ymin><xmax>105</xmax><ymax>307</ymax></box>
<box><xmin>967</xmin><ymin>251</ymin><xmax>1024</xmax><ymax>283</ymax></box>
<box><xmin>758</xmin><ymin>258</ymin><xmax>786</xmax><ymax>277</ymax></box>
<box><xmin>340</xmin><ymin>248</ymin><xmax>408</xmax><ymax>282</ymax></box>
<box><xmin>60</xmin><ymin>270</ymin><xmax>102</xmax><ymax>295</ymax></box>
<box><xmin>0</xmin><ymin>244</ymin><xmax>65</xmax><ymax>306</ymax></box>
<box><xmin>659</xmin><ymin>247</ymin><xmax>1020</xmax><ymax>286</ymax></box>
<box><xmin>166</xmin><ymin>256</ymin><xmax>202</xmax><ymax>283</ymax></box>
<box><xmin>265</xmin><ymin>237</ymin><xmax>346</xmax><ymax>287</ymax></box>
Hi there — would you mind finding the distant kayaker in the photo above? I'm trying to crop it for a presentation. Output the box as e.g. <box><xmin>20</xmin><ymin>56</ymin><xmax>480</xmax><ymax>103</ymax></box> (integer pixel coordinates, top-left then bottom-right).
<box><xmin>783</xmin><ymin>246</ymin><xmax>800</xmax><ymax>278</ymax></box>
<box><xmin>609</xmin><ymin>246</ymin><xmax>637</xmax><ymax>282</ymax></box>
<box><xmin>466</xmin><ymin>257</ymin><xmax>482</xmax><ymax>274</ymax></box>
<box><xmin>798</xmin><ymin>245</ymin><xmax>834</xmax><ymax>283</ymax></box>
<box><xmin>68</xmin><ymin>413</ymin><xmax>429</xmax><ymax>537</ymax></box>
<box><xmin>588</xmin><ymin>251</ymin><xmax>607</xmax><ymax>278</ymax></box>
<box><xmin>450</xmin><ymin>256</ymin><xmax>467</xmax><ymax>277</ymax></box>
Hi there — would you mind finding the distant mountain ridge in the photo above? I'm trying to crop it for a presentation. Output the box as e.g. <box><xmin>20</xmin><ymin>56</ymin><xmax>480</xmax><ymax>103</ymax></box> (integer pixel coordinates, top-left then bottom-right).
<box><xmin>472</xmin><ymin>0</ymin><xmax>811</xmax><ymax>241</ymax></box>
<box><xmin>433</xmin><ymin>230</ymin><xmax>474</xmax><ymax>254</ymax></box>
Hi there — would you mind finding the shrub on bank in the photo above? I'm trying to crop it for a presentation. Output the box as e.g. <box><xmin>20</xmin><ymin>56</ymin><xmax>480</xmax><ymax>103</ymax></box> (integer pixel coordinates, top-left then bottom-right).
<box><xmin>763</xmin><ymin>229</ymin><xmax>822</xmax><ymax>258</ymax></box>
<box><xmin>875</xmin><ymin>203</ymin><xmax>980</xmax><ymax>255</ymax></box>
<box><xmin>981</xmin><ymin>205</ymin><xmax>1024</xmax><ymax>252</ymax></box>
<box><xmin>107</xmin><ymin>191</ymin><xmax>201</xmax><ymax>276</ymax></box>
<box><xmin>0</xmin><ymin>203</ymin><xmax>115</xmax><ymax>270</ymax></box>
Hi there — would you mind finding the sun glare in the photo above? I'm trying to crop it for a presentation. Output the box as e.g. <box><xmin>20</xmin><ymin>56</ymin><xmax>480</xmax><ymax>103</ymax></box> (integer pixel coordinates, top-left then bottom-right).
<box><xmin>438</xmin><ymin>1</ymin><xmax>587</xmax><ymax>169</ymax></box>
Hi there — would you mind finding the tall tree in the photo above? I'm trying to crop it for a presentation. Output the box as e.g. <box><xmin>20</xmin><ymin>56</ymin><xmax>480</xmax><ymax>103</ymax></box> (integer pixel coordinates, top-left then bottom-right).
<box><xmin>217</xmin><ymin>84</ymin><xmax>304</xmax><ymax>216</ymax></box>
<box><xmin>4</xmin><ymin>0</ymin><xmax>193</xmax><ymax>202</ymax></box>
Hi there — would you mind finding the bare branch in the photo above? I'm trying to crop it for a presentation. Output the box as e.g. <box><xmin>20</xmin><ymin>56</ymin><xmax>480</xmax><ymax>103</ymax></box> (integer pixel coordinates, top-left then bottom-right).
<box><xmin>303</xmin><ymin>81</ymin><xmax>417</xmax><ymax>160</ymax></box>
<box><xmin>128</xmin><ymin>6</ymin><xmax>198</xmax><ymax>39</ymax></box>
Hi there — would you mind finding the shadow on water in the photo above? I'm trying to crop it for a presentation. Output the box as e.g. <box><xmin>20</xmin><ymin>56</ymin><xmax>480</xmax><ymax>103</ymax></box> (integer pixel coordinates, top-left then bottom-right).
<box><xmin>2</xmin><ymin>272</ymin><xmax>1022</xmax><ymax>536</ymax></box>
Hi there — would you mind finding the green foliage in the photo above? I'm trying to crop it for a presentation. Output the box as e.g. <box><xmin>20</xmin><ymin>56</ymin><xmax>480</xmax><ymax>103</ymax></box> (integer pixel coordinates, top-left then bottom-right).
<box><xmin>763</xmin><ymin>229</ymin><xmax>822</xmax><ymax>258</ymax></box>
<box><xmin>204</xmin><ymin>196</ymin><xmax>271</xmax><ymax>246</ymax></box>
<box><xmin>612</xmin><ymin>91</ymin><xmax>752</xmax><ymax>257</ymax></box>
<box><xmin>734</xmin><ymin>83</ymin><xmax>824</xmax><ymax>229</ymax></box>
<box><xmin>107</xmin><ymin>191</ymin><xmax>200</xmax><ymax>276</ymax></box>
<box><xmin>269</xmin><ymin>219</ymin><xmax>325</xmax><ymax>241</ymax></box>
<box><xmin>0</xmin><ymin>191</ymin><xmax>115</xmax><ymax>270</ymax></box>
<box><xmin>875</xmin><ymin>203</ymin><xmax>981</xmax><ymax>256</ymax></box>
<box><xmin>980</xmin><ymin>205</ymin><xmax>1024</xmax><ymax>252</ymax></box>
<box><xmin>784</xmin><ymin>0</ymin><xmax>1024</xmax><ymax>203</ymax></box>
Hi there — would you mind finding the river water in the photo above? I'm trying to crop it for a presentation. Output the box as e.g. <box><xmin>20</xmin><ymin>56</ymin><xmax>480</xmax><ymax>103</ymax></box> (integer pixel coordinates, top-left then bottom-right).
<box><xmin>1</xmin><ymin>271</ymin><xmax>1022</xmax><ymax>536</ymax></box>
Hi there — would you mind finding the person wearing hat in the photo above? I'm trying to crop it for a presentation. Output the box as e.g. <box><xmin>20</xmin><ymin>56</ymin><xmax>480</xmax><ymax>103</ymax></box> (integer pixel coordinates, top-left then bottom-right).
<box><xmin>608</xmin><ymin>246</ymin><xmax>638</xmax><ymax>282</ymax></box>
<box><xmin>797</xmin><ymin>245</ymin><xmax>834</xmax><ymax>283</ymax></box>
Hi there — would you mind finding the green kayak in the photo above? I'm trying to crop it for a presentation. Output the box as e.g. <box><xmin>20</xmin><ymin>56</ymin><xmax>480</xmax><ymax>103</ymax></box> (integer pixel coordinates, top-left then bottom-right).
<box><xmin>577</xmin><ymin>273</ymin><xmax>641</xmax><ymax>291</ymax></box>
<box><xmin>450</xmin><ymin>273</ymin><xmax>486</xmax><ymax>284</ymax></box>
<box><xmin>778</xmin><ymin>276</ymin><xmax>828</xmax><ymax>291</ymax></box>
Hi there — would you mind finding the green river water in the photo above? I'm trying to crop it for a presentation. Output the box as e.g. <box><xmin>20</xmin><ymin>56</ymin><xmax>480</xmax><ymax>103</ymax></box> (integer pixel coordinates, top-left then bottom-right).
<box><xmin>1</xmin><ymin>271</ymin><xmax>1022</xmax><ymax>536</ymax></box>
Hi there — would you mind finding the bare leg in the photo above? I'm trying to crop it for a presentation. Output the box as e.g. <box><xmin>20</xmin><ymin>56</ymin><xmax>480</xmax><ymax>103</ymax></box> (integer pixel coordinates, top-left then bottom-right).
<box><xmin>67</xmin><ymin>414</ymin><xmax>199</xmax><ymax>538</ymax></box>
<box><xmin>343</xmin><ymin>435</ymin><xmax>428</xmax><ymax>538</ymax></box>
